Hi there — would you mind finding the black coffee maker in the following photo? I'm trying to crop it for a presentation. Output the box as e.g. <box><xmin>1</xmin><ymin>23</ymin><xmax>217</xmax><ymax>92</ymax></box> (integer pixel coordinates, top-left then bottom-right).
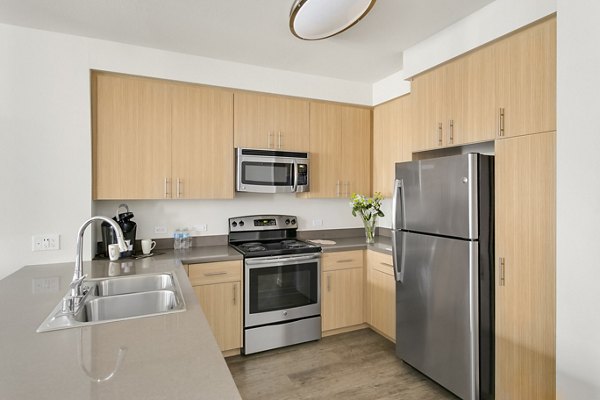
<box><xmin>101</xmin><ymin>204</ymin><xmax>137</xmax><ymax>257</ymax></box>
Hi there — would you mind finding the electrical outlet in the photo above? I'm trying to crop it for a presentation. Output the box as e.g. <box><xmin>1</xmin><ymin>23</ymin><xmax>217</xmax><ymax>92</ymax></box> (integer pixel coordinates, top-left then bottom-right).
<box><xmin>32</xmin><ymin>234</ymin><xmax>60</xmax><ymax>251</ymax></box>
<box><xmin>312</xmin><ymin>219</ymin><xmax>323</xmax><ymax>227</ymax></box>
<box><xmin>194</xmin><ymin>224</ymin><xmax>208</xmax><ymax>232</ymax></box>
<box><xmin>32</xmin><ymin>277</ymin><xmax>60</xmax><ymax>294</ymax></box>
<box><xmin>154</xmin><ymin>225</ymin><xmax>167</xmax><ymax>234</ymax></box>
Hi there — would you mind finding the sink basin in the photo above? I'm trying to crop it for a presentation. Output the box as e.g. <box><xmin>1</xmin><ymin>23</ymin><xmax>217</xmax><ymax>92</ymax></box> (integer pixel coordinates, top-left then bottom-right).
<box><xmin>75</xmin><ymin>290</ymin><xmax>183</xmax><ymax>322</ymax></box>
<box><xmin>37</xmin><ymin>272</ymin><xmax>186</xmax><ymax>333</ymax></box>
<box><xmin>94</xmin><ymin>273</ymin><xmax>175</xmax><ymax>296</ymax></box>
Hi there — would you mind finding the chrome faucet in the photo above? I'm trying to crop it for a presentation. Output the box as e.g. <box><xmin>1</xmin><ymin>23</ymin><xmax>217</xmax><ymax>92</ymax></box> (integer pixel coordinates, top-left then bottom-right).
<box><xmin>63</xmin><ymin>216</ymin><xmax>128</xmax><ymax>313</ymax></box>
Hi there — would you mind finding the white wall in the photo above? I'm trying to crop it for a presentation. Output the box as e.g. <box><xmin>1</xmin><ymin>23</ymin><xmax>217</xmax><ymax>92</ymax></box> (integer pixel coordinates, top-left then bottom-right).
<box><xmin>556</xmin><ymin>1</ymin><xmax>600</xmax><ymax>398</ymax></box>
<box><xmin>372</xmin><ymin>0</ymin><xmax>556</xmax><ymax>104</ymax></box>
<box><xmin>94</xmin><ymin>195</ymin><xmax>361</xmax><ymax>241</ymax></box>
<box><xmin>0</xmin><ymin>23</ymin><xmax>372</xmax><ymax>280</ymax></box>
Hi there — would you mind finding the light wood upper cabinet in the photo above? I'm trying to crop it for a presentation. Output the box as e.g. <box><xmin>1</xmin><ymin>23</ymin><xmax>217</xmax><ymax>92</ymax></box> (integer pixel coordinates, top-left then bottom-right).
<box><xmin>321</xmin><ymin>251</ymin><xmax>365</xmax><ymax>332</ymax></box>
<box><xmin>413</xmin><ymin>59</ymin><xmax>470</xmax><ymax>150</ymax></box>
<box><xmin>410</xmin><ymin>16</ymin><xmax>555</xmax><ymax>148</ymax></box>
<box><xmin>93</xmin><ymin>73</ymin><xmax>172</xmax><ymax>200</ymax></box>
<box><xmin>495</xmin><ymin>17</ymin><xmax>556</xmax><ymax>138</ymax></box>
<box><xmin>308</xmin><ymin>102</ymin><xmax>371</xmax><ymax>198</ymax></box>
<box><xmin>189</xmin><ymin>261</ymin><xmax>243</xmax><ymax>353</ymax></box>
<box><xmin>495</xmin><ymin>131</ymin><xmax>556</xmax><ymax>399</ymax></box>
<box><xmin>340</xmin><ymin>106</ymin><xmax>371</xmax><ymax>197</ymax></box>
<box><xmin>461</xmin><ymin>44</ymin><xmax>497</xmax><ymax>143</ymax></box>
<box><xmin>171</xmin><ymin>84</ymin><xmax>234</xmax><ymax>199</ymax></box>
<box><xmin>93</xmin><ymin>72</ymin><xmax>235</xmax><ymax>200</ymax></box>
<box><xmin>234</xmin><ymin>91</ymin><xmax>309</xmax><ymax>151</ymax></box>
<box><xmin>372</xmin><ymin>94</ymin><xmax>414</xmax><ymax>197</ymax></box>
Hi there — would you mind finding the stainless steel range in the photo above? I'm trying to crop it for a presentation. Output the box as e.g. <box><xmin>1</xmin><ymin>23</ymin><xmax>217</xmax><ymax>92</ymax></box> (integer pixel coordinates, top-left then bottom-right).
<box><xmin>229</xmin><ymin>215</ymin><xmax>322</xmax><ymax>355</ymax></box>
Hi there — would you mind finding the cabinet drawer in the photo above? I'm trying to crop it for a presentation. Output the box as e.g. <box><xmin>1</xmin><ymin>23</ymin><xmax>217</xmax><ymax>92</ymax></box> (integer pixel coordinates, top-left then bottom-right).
<box><xmin>188</xmin><ymin>260</ymin><xmax>241</xmax><ymax>285</ymax></box>
<box><xmin>368</xmin><ymin>251</ymin><xmax>394</xmax><ymax>276</ymax></box>
<box><xmin>322</xmin><ymin>250</ymin><xmax>363</xmax><ymax>271</ymax></box>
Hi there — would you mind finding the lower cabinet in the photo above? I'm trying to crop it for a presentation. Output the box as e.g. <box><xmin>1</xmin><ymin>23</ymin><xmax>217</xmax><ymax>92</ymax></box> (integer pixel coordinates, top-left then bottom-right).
<box><xmin>187</xmin><ymin>260</ymin><xmax>242</xmax><ymax>353</ymax></box>
<box><xmin>366</xmin><ymin>250</ymin><xmax>396</xmax><ymax>342</ymax></box>
<box><xmin>321</xmin><ymin>250</ymin><xmax>364</xmax><ymax>332</ymax></box>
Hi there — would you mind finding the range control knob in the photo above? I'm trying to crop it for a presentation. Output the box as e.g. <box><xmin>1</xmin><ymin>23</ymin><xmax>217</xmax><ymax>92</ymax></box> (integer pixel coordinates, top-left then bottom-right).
<box><xmin>290</xmin><ymin>219</ymin><xmax>296</xmax><ymax>225</ymax></box>
<box><xmin>285</xmin><ymin>219</ymin><xmax>290</xmax><ymax>225</ymax></box>
<box><xmin>232</xmin><ymin>221</ymin><xmax>238</xmax><ymax>227</ymax></box>
<box><xmin>239</xmin><ymin>221</ymin><xmax>245</xmax><ymax>227</ymax></box>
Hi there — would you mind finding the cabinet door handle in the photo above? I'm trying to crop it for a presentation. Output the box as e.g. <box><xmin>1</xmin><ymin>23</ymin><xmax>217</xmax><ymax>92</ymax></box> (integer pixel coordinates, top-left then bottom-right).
<box><xmin>233</xmin><ymin>283</ymin><xmax>237</xmax><ymax>305</ymax></box>
<box><xmin>268</xmin><ymin>132</ymin><xmax>273</xmax><ymax>148</ymax></box>
<box><xmin>438</xmin><ymin>122</ymin><xmax>443</xmax><ymax>146</ymax></box>
<box><xmin>449</xmin><ymin>119</ymin><xmax>454</xmax><ymax>144</ymax></box>
<box><xmin>336</xmin><ymin>180</ymin><xmax>340</xmax><ymax>197</ymax></box>
<box><xmin>164</xmin><ymin>178</ymin><xmax>170</xmax><ymax>199</ymax></box>
<box><xmin>203</xmin><ymin>271</ymin><xmax>227</xmax><ymax>277</ymax></box>
<box><xmin>278</xmin><ymin>131</ymin><xmax>282</xmax><ymax>149</ymax></box>
<box><xmin>176</xmin><ymin>178</ymin><xmax>181</xmax><ymax>199</ymax></box>
<box><xmin>327</xmin><ymin>274</ymin><xmax>331</xmax><ymax>292</ymax></box>
<box><xmin>499</xmin><ymin>257</ymin><xmax>506</xmax><ymax>286</ymax></box>
<box><xmin>499</xmin><ymin>108</ymin><xmax>505</xmax><ymax>137</ymax></box>
<box><xmin>344</xmin><ymin>181</ymin><xmax>349</xmax><ymax>197</ymax></box>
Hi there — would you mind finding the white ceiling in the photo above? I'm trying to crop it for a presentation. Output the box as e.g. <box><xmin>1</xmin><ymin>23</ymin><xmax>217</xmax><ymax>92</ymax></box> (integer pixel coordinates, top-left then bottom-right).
<box><xmin>0</xmin><ymin>0</ymin><xmax>495</xmax><ymax>83</ymax></box>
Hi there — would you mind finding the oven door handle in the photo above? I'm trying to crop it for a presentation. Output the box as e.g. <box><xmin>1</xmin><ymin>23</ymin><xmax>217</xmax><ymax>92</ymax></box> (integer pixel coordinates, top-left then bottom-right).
<box><xmin>245</xmin><ymin>254</ymin><xmax>320</xmax><ymax>266</ymax></box>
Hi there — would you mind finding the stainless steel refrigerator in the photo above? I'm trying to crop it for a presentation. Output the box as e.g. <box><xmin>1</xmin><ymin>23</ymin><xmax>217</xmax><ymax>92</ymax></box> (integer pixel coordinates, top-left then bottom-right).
<box><xmin>391</xmin><ymin>153</ymin><xmax>494</xmax><ymax>400</ymax></box>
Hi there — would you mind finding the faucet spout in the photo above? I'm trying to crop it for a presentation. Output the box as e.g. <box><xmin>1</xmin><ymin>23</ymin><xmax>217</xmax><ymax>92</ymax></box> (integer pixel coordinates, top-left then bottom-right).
<box><xmin>73</xmin><ymin>216</ymin><xmax>127</xmax><ymax>290</ymax></box>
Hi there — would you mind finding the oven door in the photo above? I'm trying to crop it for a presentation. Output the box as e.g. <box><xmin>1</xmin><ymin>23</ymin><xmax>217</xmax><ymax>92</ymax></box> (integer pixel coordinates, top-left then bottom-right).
<box><xmin>244</xmin><ymin>254</ymin><xmax>320</xmax><ymax>327</ymax></box>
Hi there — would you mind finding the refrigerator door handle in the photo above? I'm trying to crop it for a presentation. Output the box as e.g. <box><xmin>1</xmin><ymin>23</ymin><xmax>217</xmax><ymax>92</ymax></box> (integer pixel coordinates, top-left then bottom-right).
<box><xmin>392</xmin><ymin>230</ymin><xmax>406</xmax><ymax>283</ymax></box>
<box><xmin>391</xmin><ymin>179</ymin><xmax>404</xmax><ymax>230</ymax></box>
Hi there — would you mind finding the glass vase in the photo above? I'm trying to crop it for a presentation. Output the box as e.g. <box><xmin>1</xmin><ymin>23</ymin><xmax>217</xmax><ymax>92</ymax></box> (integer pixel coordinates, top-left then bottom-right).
<box><xmin>362</xmin><ymin>217</ymin><xmax>377</xmax><ymax>244</ymax></box>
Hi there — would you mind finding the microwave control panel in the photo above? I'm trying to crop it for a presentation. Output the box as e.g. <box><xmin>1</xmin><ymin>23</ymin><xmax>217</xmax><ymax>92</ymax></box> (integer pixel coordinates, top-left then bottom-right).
<box><xmin>297</xmin><ymin>164</ymin><xmax>308</xmax><ymax>186</ymax></box>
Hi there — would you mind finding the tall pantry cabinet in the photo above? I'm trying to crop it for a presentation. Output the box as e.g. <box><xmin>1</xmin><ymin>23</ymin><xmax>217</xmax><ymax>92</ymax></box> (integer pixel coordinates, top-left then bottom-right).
<box><xmin>495</xmin><ymin>131</ymin><xmax>556</xmax><ymax>399</ymax></box>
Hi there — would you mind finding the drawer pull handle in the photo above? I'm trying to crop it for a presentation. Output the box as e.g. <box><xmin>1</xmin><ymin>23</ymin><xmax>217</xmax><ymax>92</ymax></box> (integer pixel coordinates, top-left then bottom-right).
<box><xmin>337</xmin><ymin>259</ymin><xmax>354</xmax><ymax>263</ymax></box>
<box><xmin>204</xmin><ymin>271</ymin><xmax>227</xmax><ymax>277</ymax></box>
<box><xmin>380</xmin><ymin>262</ymin><xmax>393</xmax><ymax>268</ymax></box>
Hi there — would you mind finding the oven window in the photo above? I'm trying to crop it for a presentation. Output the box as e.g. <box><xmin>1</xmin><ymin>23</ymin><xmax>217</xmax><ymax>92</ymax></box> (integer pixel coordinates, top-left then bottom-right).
<box><xmin>248</xmin><ymin>263</ymin><xmax>318</xmax><ymax>314</ymax></box>
<box><xmin>241</xmin><ymin>162</ymin><xmax>293</xmax><ymax>186</ymax></box>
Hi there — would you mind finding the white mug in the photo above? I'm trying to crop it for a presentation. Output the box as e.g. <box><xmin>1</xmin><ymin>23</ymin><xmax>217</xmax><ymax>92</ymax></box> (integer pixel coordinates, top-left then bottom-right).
<box><xmin>141</xmin><ymin>239</ymin><xmax>157</xmax><ymax>255</ymax></box>
<box><xmin>108</xmin><ymin>244</ymin><xmax>120</xmax><ymax>261</ymax></box>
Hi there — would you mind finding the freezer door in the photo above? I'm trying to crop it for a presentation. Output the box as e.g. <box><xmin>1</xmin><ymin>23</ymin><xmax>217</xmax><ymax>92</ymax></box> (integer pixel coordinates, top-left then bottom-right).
<box><xmin>395</xmin><ymin>231</ymin><xmax>479</xmax><ymax>400</ymax></box>
<box><xmin>394</xmin><ymin>153</ymin><xmax>480</xmax><ymax>239</ymax></box>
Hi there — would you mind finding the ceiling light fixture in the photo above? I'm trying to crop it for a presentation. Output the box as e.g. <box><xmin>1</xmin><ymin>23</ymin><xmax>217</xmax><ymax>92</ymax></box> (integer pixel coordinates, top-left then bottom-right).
<box><xmin>289</xmin><ymin>0</ymin><xmax>377</xmax><ymax>41</ymax></box>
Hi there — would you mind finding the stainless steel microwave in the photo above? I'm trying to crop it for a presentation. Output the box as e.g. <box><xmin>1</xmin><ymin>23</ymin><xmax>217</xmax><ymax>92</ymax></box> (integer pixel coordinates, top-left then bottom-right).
<box><xmin>236</xmin><ymin>148</ymin><xmax>309</xmax><ymax>193</ymax></box>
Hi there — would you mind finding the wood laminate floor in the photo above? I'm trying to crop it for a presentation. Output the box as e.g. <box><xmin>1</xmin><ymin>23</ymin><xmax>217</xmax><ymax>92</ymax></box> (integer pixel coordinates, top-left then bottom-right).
<box><xmin>226</xmin><ymin>328</ymin><xmax>458</xmax><ymax>400</ymax></box>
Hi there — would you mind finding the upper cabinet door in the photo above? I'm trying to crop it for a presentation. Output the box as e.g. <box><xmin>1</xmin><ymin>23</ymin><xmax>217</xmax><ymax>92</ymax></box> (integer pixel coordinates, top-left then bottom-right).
<box><xmin>274</xmin><ymin>96</ymin><xmax>310</xmax><ymax>152</ymax></box>
<box><xmin>340</xmin><ymin>106</ymin><xmax>371</xmax><ymax>197</ymax></box>
<box><xmin>308</xmin><ymin>102</ymin><xmax>342</xmax><ymax>198</ymax></box>
<box><xmin>412</xmin><ymin>67</ymin><xmax>445</xmax><ymax>151</ymax></box>
<box><xmin>460</xmin><ymin>45</ymin><xmax>497</xmax><ymax>144</ymax></box>
<box><xmin>373</xmin><ymin>97</ymin><xmax>402</xmax><ymax>197</ymax></box>
<box><xmin>93</xmin><ymin>73</ymin><xmax>172</xmax><ymax>200</ymax></box>
<box><xmin>496</xmin><ymin>17</ymin><xmax>556</xmax><ymax>138</ymax></box>
<box><xmin>234</xmin><ymin>92</ymin><xmax>309</xmax><ymax>152</ymax></box>
<box><xmin>171</xmin><ymin>84</ymin><xmax>234</xmax><ymax>199</ymax></box>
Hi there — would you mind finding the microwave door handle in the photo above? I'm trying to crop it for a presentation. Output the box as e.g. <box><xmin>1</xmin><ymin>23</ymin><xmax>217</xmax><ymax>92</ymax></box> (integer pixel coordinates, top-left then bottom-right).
<box><xmin>292</xmin><ymin>160</ymin><xmax>298</xmax><ymax>192</ymax></box>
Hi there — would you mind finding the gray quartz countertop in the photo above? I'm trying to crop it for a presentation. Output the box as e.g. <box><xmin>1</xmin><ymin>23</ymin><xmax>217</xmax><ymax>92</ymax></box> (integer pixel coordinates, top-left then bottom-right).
<box><xmin>309</xmin><ymin>236</ymin><xmax>393</xmax><ymax>255</ymax></box>
<box><xmin>0</xmin><ymin>256</ymin><xmax>241</xmax><ymax>400</ymax></box>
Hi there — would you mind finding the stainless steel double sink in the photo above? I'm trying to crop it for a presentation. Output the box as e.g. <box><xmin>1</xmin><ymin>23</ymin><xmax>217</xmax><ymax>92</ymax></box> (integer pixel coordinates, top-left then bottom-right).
<box><xmin>37</xmin><ymin>272</ymin><xmax>186</xmax><ymax>332</ymax></box>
